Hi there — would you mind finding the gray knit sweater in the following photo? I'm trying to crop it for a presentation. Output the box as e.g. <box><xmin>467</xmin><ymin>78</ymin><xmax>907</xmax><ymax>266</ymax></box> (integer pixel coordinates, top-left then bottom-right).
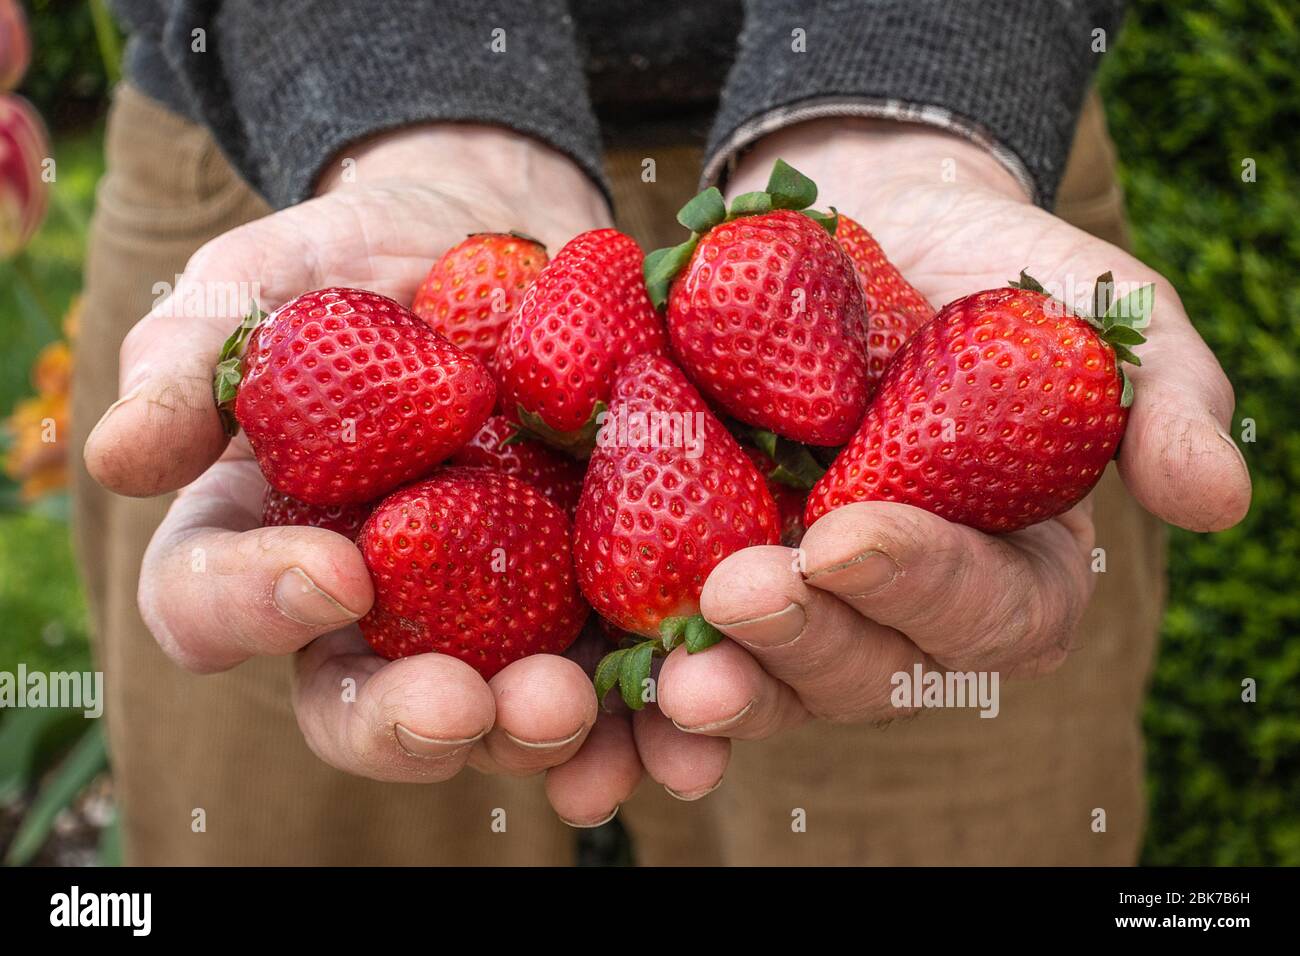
<box><xmin>110</xmin><ymin>0</ymin><xmax>1125</xmax><ymax>210</ymax></box>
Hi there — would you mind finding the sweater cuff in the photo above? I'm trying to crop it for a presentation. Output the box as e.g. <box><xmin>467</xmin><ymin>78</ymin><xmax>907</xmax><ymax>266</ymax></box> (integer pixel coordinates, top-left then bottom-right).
<box><xmin>708</xmin><ymin>0</ymin><xmax>1125</xmax><ymax>209</ymax></box>
<box><xmin>164</xmin><ymin>0</ymin><xmax>606</xmax><ymax>209</ymax></box>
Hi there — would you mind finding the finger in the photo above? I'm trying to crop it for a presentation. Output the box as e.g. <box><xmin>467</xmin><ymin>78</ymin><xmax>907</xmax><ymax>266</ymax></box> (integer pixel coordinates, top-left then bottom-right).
<box><xmin>656</xmin><ymin>639</ymin><xmax>809</xmax><ymax>739</ymax></box>
<box><xmin>700</xmin><ymin>546</ymin><xmax>926</xmax><ymax>723</ymax></box>
<box><xmin>1115</xmin><ymin>279</ymin><xmax>1251</xmax><ymax>531</ymax></box>
<box><xmin>82</xmin><ymin>232</ymin><xmax>276</xmax><ymax>498</ymax></box>
<box><xmin>632</xmin><ymin>706</ymin><xmax>730</xmax><ymax>801</ymax></box>
<box><xmin>545</xmin><ymin>714</ymin><xmax>643</xmax><ymax>827</ymax></box>
<box><xmin>800</xmin><ymin>501</ymin><xmax>1094</xmax><ymax>675</ymax></box>
<box><xmin>140</xmin><ymin>459</ymin><xmax>372</xmax><ymax>673</ymax></box>
<box><xmin>470</xmin><ymin>655</ymin><xmax>597</xmax><ymax>776</ymax></box>
<box><xmin>292</xmin><ymin>631</ymin><xmax>496</xmax><ymax>783</ymax></box>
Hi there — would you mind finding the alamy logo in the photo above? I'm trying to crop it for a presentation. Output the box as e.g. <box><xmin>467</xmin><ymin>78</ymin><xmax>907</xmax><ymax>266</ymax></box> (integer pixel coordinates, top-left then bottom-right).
<box><xmin>0</xmin><ymin>665</ymin><xmax>103</xmax><ymax>718</ymax></box>
<box><xmin>595</xmin><ymin>404</ymin><xmax>706</xmax><ymax>459</ymax></box>
<box><xmin>49</xmin><ymin>886</ymin><xmax>151</xmax><ymax>936</ymax></box>
<box><xmin>890</xmin><ymin>663</ymin><xmax>1000</xmax><ymax>718</ymax></box>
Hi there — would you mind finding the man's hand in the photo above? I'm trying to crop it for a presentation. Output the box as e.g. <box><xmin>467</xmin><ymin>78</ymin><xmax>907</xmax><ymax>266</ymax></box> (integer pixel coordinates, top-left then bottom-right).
<box><xmin>655</xmin><ymin>119</ymin><xmax>1252</xmax><ymax>737</ymax></box>
<box><xmin>81</xmin><ymin>125</ymin><xmax>672</xmax><ymax>820</ymax></box>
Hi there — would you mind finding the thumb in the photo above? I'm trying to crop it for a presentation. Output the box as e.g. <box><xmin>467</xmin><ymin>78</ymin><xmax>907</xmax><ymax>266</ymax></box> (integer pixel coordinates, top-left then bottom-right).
<box><xmin>83</xmin><ymin>240</ymin><xmax>261</xmax><ymax>497</ymax></box>
<box><xmin>1116</xmin><ymin>283</ymin><xmax>1251</xmax><ymax>532</ymax></box>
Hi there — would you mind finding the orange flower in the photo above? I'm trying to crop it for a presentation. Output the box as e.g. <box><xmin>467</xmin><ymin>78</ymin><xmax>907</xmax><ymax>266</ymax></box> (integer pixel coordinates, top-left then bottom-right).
<box><xmin>3</xmin><ymin>297</ymin><xmax>79</xmax><ymax>500</ymax></box>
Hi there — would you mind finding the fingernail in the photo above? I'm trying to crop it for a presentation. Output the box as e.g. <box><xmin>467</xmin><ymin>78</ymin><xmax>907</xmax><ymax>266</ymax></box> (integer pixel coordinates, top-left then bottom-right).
<box><xmin>560</xmin><ymin>806</ymin><xmax>619</xmax><ymax>829</ymax></box>
<box><xmin>717</xmin><ymin>602</ymin><xmax>806</xmax><ymax>649</ymax></box>
<box><xmin>666</xmin><ymin>779</ymin><xmax>722</xmax><ymax>802</ymax></box>
<box><xmin>1215</xmin><ymin>427</ymin><xmax>1249</xmax><ymax>473</ymax></box>
<box><xmin>672</xmin><ymin>698</ymin><xmax>755</xmax><ymax>734</ymax></box>
<box><xmin>806</xmin><ymin>549</ymin><xmax>900</xmax><ymax>597</ymax></box>
<box><xmin>273</xmin><ymin>567</ymin><xmax>361</xmax><ymax>626</ymax></box>
<box><xmin>86</xmin><ymin>384</ymin><xmax>145</xmax><ymax>443</ymax></box>
<box><xmin>394</xmin><ymin>723</ymin><xmax>486</xmax><ymax>758</ymax></box>
<box><xmin>502</xmin><ymin>725</ymin><xmax>586</xmax><ymax>751</ymax></box>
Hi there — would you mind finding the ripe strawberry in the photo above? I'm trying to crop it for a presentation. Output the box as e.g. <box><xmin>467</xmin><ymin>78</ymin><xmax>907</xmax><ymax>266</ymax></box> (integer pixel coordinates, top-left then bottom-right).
<box><xmin>495</xmin><ymin>228</ymin><xmax>666</xmax><ymax>455</ymax></box>
<box><xmin>449</xmin><ymin>414</ymin><xmax>585</xmax><ymax>515</ymax></box>
<box><xmin>575</xmin><ymin>354</ymin><xmax>780</xmax><ymax>709</ymax></box>
<box><xmin>646</xmin><ymin>160</ymin><xmax>868</xmax><ymax>447</ymax></box>
<box><xmin>262</xmin><ymin>487</ymin><xmax>373</xmax><ymax>541</ymax></box>
<box><xmin>214</xmin><ymin>288</ymin><xmax>495</xmax><ymax>506</ymax></box>
<box><xmin>806</xmin><ymin>273</ymin><xmax>1152</xmax><ymax>534</ymax></box>
<box><xmin>834</xmin><ymin>213</ymin><xmax>936</xmax><ymax>385</ymax></box>
<box><xmin>410</xmin><ymin>232</ymin><xmax>547</xmax><ymax>372</ymax></box>
<box><xmin>357</xmin><ymin>467</ymin><xmax>587</xmax><ymax>678</ymax></box>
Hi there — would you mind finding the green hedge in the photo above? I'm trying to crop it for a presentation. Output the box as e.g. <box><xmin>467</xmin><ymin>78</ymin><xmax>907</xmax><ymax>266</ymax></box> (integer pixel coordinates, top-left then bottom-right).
<box><xmin>1099</xmin><ymin>0</ymin><xmax>1300</xmax><ymax>865</ymax></box>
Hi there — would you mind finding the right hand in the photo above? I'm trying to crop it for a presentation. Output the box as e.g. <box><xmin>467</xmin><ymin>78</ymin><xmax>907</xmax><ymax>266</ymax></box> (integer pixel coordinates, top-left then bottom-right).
<box><xmin>82</xmin><ymin>125</ymin><xmax>727</xmax><ymax>821</ymax></box>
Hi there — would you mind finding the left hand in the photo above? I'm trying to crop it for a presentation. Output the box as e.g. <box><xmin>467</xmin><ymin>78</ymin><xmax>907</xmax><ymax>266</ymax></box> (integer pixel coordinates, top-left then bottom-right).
<box><xmin>655</xmin><ymin>119</ymin><xmax>1252</xmax><ymax>737</ymax></box>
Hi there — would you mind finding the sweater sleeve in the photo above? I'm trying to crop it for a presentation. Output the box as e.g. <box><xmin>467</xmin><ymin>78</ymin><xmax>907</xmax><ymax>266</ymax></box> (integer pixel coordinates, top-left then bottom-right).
<box><xmin>705</xmin><ymin>0</ymin><xmax>1126</xmax><ymax>208</ymax></box>
<box><xmin>155</xmin><ymin>0</ymin><xmax>605</xmax><ymax>208</ymax></box>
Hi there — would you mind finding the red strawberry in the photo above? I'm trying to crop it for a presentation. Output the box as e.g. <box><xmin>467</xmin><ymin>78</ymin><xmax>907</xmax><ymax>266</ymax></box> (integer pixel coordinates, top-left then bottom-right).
<box><xmin>834</xmin><ymin>213</ymin><xmax>936</xmax><ymax>385</ymax></box>
<box><xmin>575</xmin><ymin>354</ymin><xmax>780</xmax><ymax>707</ymax></box>
<box><xmin>742</xmin><ymin>444</ymin><xmax>810</xmax><ymax>547</ymax></box>
<box><xmin>449</xmin><ymin>414</ymin><xmax>585</xmax><ymax>515</ymax></box>
<box><xmin>262</xmin><ymin>487</ymin><xmax>373</xmax><ymax>541</ymax></box>
<box><xmin>357</xmin><ymin>467</ymin><xmax>587</xmax><ymax>678</ymax></box>
<box><xmin>806</xmin><ymin>273</ymin><xmax>1151</xmax><ymax>534</ymax></box>
<box><xmin>495</xmin><ymin>228</ymin><xmax>666</xmax><ymax>455</ymax></box>
<box><xmin>410</xmin><ymin>232</ymin><xmax>547</xmax><ymax>372</ymax></box>
<box><xmin>646</xmin><ymin>161</ymin><xmax>868</xmax><ymax>447</ymax></box>
<box><xmin>214</xmin><ymin>288</ymin><xmax>495</xmax><ymax>506</ymax></box>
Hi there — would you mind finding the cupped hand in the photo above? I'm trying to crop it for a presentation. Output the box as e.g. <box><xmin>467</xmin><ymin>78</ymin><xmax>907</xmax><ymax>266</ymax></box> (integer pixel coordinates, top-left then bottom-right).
<box><xmin>656</xmin><ymin>119</ymin><xmax>1252</xmax><ymax>738</ymax></box>
<box><xmin>81</xmin><ymin>125</ymin><xmax>694</xmax><ymax>819</ymax></box>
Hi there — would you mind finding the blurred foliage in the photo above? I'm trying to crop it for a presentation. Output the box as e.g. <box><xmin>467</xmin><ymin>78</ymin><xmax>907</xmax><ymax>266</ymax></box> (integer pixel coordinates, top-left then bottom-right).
<box><xmin>1099</xmin><ymin>0</ymin><xmax>1300</xmax><ymax>865</ymax></box>
<box><xmin>19</xmin><ymin>0</ymin><xmax>119</xmax><ymax>127</ymax></box>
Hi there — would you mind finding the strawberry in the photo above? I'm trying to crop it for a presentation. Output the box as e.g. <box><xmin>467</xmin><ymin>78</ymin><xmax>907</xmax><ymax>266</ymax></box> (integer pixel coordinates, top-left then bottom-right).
<box><xmin>262</xmin><ymin>487</ymin><xmax>373</xmax><ymax>541</ymax></box>
<box><xmin>806</xmin><ymin>273</ymin><xmax>1152</xmax><ymax>534</ymax></box>
<box><xmin>645</xmin><ymin>160</ymin><xmax>868</xmax><ymax>447</ymax></box>
<box><xmin>834</xmin><ymin>213</ymin><xmax>936</xmax><ymax>385</ymax></box>
<box><xmin>495</xmin><ymin>228</ymin><xmax>666</xmax><ymax>456</ymax></box>
<box><xmin>214</xmin><ymin>288</ymin><xmax>495</xmax><ymax>506</ymax></box>
<box><xmin>357</xmin><ymin>467</ymin><xmax>587</xmax><ymax>678</ymax></box>
<box><xmin>449</xmin><ymin>414</ymin><xmax>585</xmax><ymax>515</ymax></box>
<box><xmin>575</xmin><ymin>354</ymin><xmax>780</xmax><ymax>709</ymax></box>
<box><xmin>410</xmin><ymin>232</ymin><xmax>547</xmax><ymax>373</ymax></box>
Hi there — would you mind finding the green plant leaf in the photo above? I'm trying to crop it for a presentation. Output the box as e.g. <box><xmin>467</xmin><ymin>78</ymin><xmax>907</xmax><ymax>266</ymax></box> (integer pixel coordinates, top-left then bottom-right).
<box><xmin>676</xmin><ymin>187</ymin><xmax>727</xmax><ymax>233</ymax></box>
<box><xmin>728</xmin><ymin>190</ymin><xmax>773</xmax><ymax>217</ymax></box>
<box><xmin>618</xmin><ymin>641</ymin><xmax>656</xmax><ymax>710</ymax></box>
<box><xmin>1008</xmin><ymin>270</ymin><xmax>1046</xmax><ymax>294</ymax></box>
<box><xmin>5</xmin><ymin>722</ymin><xmax>108</xmax><ymax>866</ymax></box>
<box><xmin>1111</xmin><ymin>344</ymin><xmax>1143</xmax><ymax>367</ymax></box>
<box><xmin>766</xmin><ymin>159</ymin><xmax>818</xmax><ymax>210</ymax></box>
<box><xmin>1105</xmin><ymin>325</ymin><xmax>1148</xmax><ymax>346</ymax></box>
<box><xmin>513</xmin><ymin>401</ymin><xmax>605</xmax><ymax>458</ymax></box>
<box><xmin>212</xmin><ymin>304</ymin><xmax>266</xmax><ymax>436</ymax></box>
<box><xmin>1120</xmin><ymin>370</ymin><xmax>1134</xmax><ymax>409</ymax></box>
<box><xmin>643</xmin><ymin>236</ymin><xmax>699</xmax><ymax>310</ymax></box>
<box><xmin>750</xmin><ymin>430</ymin><xmax>828</xmax><ymax>491</ymax></box>
<box><xmin>0</xmin><ymin>708</ymin><xmax>81</xmax><ymax>804</ymax></box>
<box><xmin>1093</xmin><ymin>271</ymin><xmax>1115</xmax><ymax>318</ymax></box>
<box><xmin>659</xmin><ymin>616</ymin><xmax>690</xmax><ymax>652</ymax></box>
<box><xmin>802</xmin><ymin>207</ymin><xmax>838</xmax><ymax>236</ymax></box>
<box><xmin>1105</xmin><ymin>282</ymin><xmax>1156</xmax><ymax>330</ymax></box>
<box><xmin>684</xmin><ymin>616</ymin><xmax>724</xmax><ymax>653</ymax></box>
<box><xmin>594</xmin><ymin>648</ymin><xmax>628</xmax><ymax>708</ymax></box>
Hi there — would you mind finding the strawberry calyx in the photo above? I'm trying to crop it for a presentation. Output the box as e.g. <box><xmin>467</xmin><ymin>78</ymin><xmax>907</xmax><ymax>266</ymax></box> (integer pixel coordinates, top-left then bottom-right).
<box><xmin>594</xmin><ymin>614</ymin><xmax>724</xmax><ymax>711</ymax></box>
<box><xmin>1009</xmin><ymin>270</ymin><xmax>1154</xmax><ymax>409</ymax></box>
<box><xmin>747</xmin><ymin>427</ymin><xmax>828</xmax><ymax>491</ymax></box>
<box><xmin>212</xmin><ymin>304</ymin><xmax>268</xmax><ymax>436</ymax></box>
<box><xmin>507</xmin><ymin>401</ymin><xmax>606</xmax><ymax>459</ymax></box>
<box><xmin>644</xmin><ymin>159</ymin><xmax>838</xmax><ymax>309</ymax></box>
